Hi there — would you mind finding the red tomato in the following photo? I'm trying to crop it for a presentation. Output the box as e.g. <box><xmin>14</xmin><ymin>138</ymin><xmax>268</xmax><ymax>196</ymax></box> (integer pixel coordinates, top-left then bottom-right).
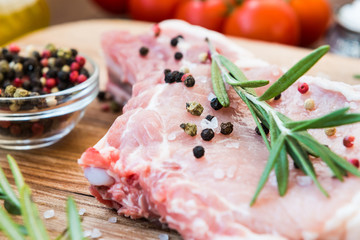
<box><xmin>129</xmin><ymin>0</ymin><xmax>182</xmax><ymax>22</ymax></box>
<box><xmin>92</xmin><ymin>0</ymin><xmax>128</xmax><ymax>14</ymax></box>
<box><xmin>174</xmin><ymin>0</ymin><xmax>228</xmax><ymax>32</ymax></box>
<box><xmin>223</xmin><ymin>0</ymin><xmax>300</xmax><ymax>45</ymax></box>
<box><xmin>290</xmin><ymin>0</ymin><xmax>332</xmax><ymax>46</ymax></box>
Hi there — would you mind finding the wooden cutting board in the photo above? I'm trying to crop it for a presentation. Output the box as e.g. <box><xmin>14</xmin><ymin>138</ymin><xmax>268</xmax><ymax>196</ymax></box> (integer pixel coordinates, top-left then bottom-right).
<box><xmin>1</xmin><ymin>19</ymin><xmax>360</xmax><ymax>240</ymax></box>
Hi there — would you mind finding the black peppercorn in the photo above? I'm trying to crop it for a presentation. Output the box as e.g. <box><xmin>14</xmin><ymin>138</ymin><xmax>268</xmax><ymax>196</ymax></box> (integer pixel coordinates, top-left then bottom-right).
<box><xmin>274</xmin><ymin>94</ymin><xmax>281</xmax><ymax>100</ymax></box>
<box><xmin>201</xmin><ymin>128</ymin><xmax>215</xmax><ymax>141</ymax></box>
<box><xmin>174</xmin><ymin>52</ymin><xmax>183</xmax><ymax>60</ymax></box>
<box><xmin>46</xmin><ymin>69</ymin><xmax>57</xmax><ymax>78</ymax></box>
<box><xmin>71</xmin><ymin>48</ymin><xmax>78</xmax><ymax>57</ymax></box>
<box><xmin>210</xmin><ymin>98</ymin><xmax>223</xmax><ymax>110</ymax></box>
<box><xmin>57</xmin><ymin>71</ymin><xmax>69</xmax><ymax>82</ymax></box>
<box><xmin>255</xmin><ymin>123</ymin><xmax>269</xmax><ymax>135</ymax></box>
<box><xmin>193</xmin><ymin>146</ymin><xmax>205</xmax><ymax>158</ymax></box>
<box><xmin>205</xmin><ymin>115</ymin><xmax>214</xmax><ymax>121</ymax></box>
<box><xmin>139</xmin><ymin>46</ymin><xmax>149</xmax><ymax>57</ymax></box>
<box><xmin>220</xmin><ymin>122</ymin><xmax>233</xmax><ymax>135</ymax></box>
<box><xmin>164</xmin><ymin>69</ymin><xmax>171</xmax><ymax>75</ymax></box>
<box><xmin>175</xmin><ymin>71</ymin><xmax>184</xmax><ymax>82</ymax></box>
<box><xmin>97</xmin><ymin>91</ymin><xmax>106</xmax><ymax>101</ymax></box>
<box><xmin>80</xmin><ymin>68</ymin><xmax>90</xmax><ymax>78</ymax></box>
<box><xmin>170</xmin><ymin>37</ymin><xmax>179</xmax><ymax>47</ymax></box>
<box><xmin>183</xmin><ymin>74</ymin><xmax>195</xmax><ymax>87</ymax></box>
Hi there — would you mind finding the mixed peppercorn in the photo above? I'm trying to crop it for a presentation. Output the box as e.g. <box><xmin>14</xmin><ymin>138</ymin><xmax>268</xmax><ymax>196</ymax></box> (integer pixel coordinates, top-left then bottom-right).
<box><xmin>0</xmin><ymin>44</ymin><xmax>91</xmax><ymax>139</ymax></box>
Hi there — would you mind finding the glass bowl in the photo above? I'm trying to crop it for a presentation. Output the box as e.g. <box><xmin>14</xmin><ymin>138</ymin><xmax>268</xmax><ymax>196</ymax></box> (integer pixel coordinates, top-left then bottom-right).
<box><xmin>0</xmin><ymin>55</ymin><xmax>99</xmax><ymax>150</ymax></box>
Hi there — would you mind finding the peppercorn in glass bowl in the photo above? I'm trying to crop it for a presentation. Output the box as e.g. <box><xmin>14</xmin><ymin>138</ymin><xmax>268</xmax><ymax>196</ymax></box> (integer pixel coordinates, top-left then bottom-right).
<box><xmin>0</xmin><ymin>46</ymin><xmax>99</xmax><ymax>150</ymax></box>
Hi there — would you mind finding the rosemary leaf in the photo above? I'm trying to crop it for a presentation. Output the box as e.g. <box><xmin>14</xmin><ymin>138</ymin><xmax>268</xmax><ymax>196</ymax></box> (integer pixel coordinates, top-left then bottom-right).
<box><xmin>0</xmin><ymin>208</ymin><xmax>26</xmax><ymax>240</ymax></box>
<box><xmin>286</xmin><ymin>137</ymin><xmax>329</xmax><ymax>197</ymax></box>
<box><xmin>211</xmin><ymin>59</ymin><xmax>230</xmax><ymax>107</ymax></box>
<box><xmin>7</xmin><ymin>155</ymin><xmax>25</xmax><ymax>190</ymax></box>
<box><xmin>227</xmin><ymin>78</ymin><xmax>269</xmax><ymax>88</ymax></box>
<box><xmin>269</xmin><ymin>114</ymin><xmax>289</xmax><ymax>196</ymax></box>
<box><xmin>0</xmin><ymin>166</ymin><xmax>20</xmax><ymax>213</ymax></box>
<box><xmin>258</xmin><ymin>45</ymin><xmax>330</xmax><ymax>101</ymax></box>
<box><xmin>218</xmin><ymin>55</ymin><xmax>256</xmax><ymax>95</ymax></box>
<box><xmin>354</xmin><ymin>74</ymin><xmax>360</xmax><ymax>79</ymax></box>
<box><xmin>285</xmin><ymin>107</ymin><xmax>360</xmax><ymax>131</ymax></box>
<box><xmin>19</xmin><ymin>185</ymin><xmax>50</xmax><ymax>240</ymax></box>
<box><xmin>250</xmin><ymin>134</ymin><xmax>286</xmax><ymax>206</ymax></box>
<box><xmin>66</xmin><ymin>197</ymin><xmax>83</xmax><ymax>240</ymax></box>
<box><xmin>234</xmin><ymin>87</ymin><xmax>271</xmax><ymax>150</ymax></box>
<box><xmin>328</xmin><ymin>151</ymin><xmax>360</xmax><ymax>177</ymax></box>
<box><xmin>292</xmin><ymin>133</ymin><xmax>345</xmax><ymax>180</ymax></box>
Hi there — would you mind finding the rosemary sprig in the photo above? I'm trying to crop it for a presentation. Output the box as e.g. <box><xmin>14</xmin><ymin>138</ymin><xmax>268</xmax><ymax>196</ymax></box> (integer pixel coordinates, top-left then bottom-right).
<box><xmin>208</xmin><ymin>41</ymin><xmax>360</xmax><ymax>205</ymax></box>
<box><xmin>0</xmin><ymin>155</ymin><xmax>86</xmax><ymax>239</ymax></box>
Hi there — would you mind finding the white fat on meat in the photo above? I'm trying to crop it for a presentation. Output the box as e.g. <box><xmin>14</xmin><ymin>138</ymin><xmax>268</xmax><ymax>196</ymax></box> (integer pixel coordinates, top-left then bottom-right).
<box><xmin>84</xmin><ymin>167</ymin><xmax>114</xmax><ymax>186</ymax></box>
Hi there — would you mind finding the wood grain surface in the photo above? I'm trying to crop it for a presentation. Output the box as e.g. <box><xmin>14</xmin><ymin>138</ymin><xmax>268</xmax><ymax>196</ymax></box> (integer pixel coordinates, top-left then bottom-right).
<box><xmin>1</xmin><ymin>19</ymin><xmax>360</xmax><ymax>240</ymax></box>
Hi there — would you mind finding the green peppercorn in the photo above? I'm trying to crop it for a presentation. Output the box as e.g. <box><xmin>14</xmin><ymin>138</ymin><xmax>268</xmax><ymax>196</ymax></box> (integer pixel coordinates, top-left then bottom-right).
<box><xmin>57</xmin><ymin>49</ymin><xmax>65</xmax><ymax>58</ymax></box>
<box><xmin>180</xmin><ymin>123</ymin><xmax>197</xmax><ymax>136</ymax></box>
<box><xmin>0</xmin><ymin>60</ymin><xmax>10</xmax><ymax>73</ymax></box>
<box><xmin>4</xmin><ymin>85</ymin><xmax>16</xmax><ymax>97</ymax></box>
<box><xmin>186</xmin><ymin>102</ymin><xmax>204</xmax><ymax>116</ymax></box>
<box><xmin>14</xmin><ymin>63</ymin><xmax>23</xmax><ymax>73</ymax></box>
<box><xmin>45</xmin><ymin>43</ymin><xmax>56</xmax><ymax>54</ymax></box>
<box><xmin>9</xmin><ymin>103</ymin><xmax>20</xmax><ymax>112</ymax></box>
<box><xmin>13</xmin><ymin>88</ymin><xmax>30</xmax><ymax>98</ymax></box>
<box><xmin>220</xmin><ymin>122</ymin><xmax>233</xmax><ymax>135</ymax></box>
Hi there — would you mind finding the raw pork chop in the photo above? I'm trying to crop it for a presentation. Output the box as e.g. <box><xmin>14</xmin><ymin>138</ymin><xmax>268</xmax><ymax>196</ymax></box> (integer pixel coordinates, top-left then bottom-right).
<box><xmin>79</xmin><ymin>20</ymin><xmax>360</xmax><ymax>240</ymax></box>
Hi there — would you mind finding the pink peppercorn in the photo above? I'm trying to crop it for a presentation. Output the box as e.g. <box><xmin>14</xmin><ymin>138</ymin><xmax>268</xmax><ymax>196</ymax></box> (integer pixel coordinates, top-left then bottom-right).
<box><xmin>70</xmin><ymin>62</ymin><xmax>80</xmax><ymax>71</ymax></box>
<box><xmin>13</xmin><ymin>78</ymin><xmax>22</xmax><ymax>87</ymax></box>
<box><xmin>10</xmin><ymin>125</ymin><xmax>21</xmax><ymax>136</ymax></box>
<box><xmin>181</xmin><ymin>73</ymin><xmax>190</xmax><ymax>82</ymax></box>
<box><xmin>101</xmin><ymin>103</ymin><xmax>110</xmax><ymax>112</ymax></box>
<box><xmin>40</xmin><ymin>58</ymin><xmax>48</xmax><ymax>67</ymax></box>
<box><xmin>77</xmin><ymin>74</ymin><xmax>87</xmax><ymax>83</ymax></box>
<box><xmin>153</xmin><ymin>24</ymin><xmax>161</xmax><ymax>37</ymax></box>
<box><xmin>42</xmin><ymin>87</ymin><xmax>51</xmax><ymax>94</ymax></box>
<box><xmin>348</xmin><ymin>158</ymin><xmax>359</xmax><ymax>168</ymax></box>
<box><xmin>0</xmin><ymin>121</ymin><xmax>11</xmax><ymax>129</ymax></box>
<box><xmin>75</xmin><ymin>56</ymin><xmax>86</xmax><ymax>67</ymax></box>
<box><xmin>9</xmin><ymin>44</ymin><xmax>20</xmax><ymax>54</ymax></box>
<box><xmin>31</xmin><ymin>122</ymin><xmax>44</xmax><ymax>136</ymax></box>
<box><xmin>69</xmin><ymin>71</ymin><xmax>79</xmax><ymax>83</ymax></box>
<box><xmin>45</xmin><ymin>78</ymin><xmax>56</xmax><ymax>88</ymax></box>
<box><xmin>343</xmin><ymin>136</ymin><xmax>355</xmax><ymax>148</ymax></box>
<box><xmin>41</xmin><ymin>49</ymin><xmax>51</xmax><ymax>58</ymax></box>
<box><xmin>298</xmin><ymin>82</ymin><xmax>309</xmax><ymax>94</ymax></box>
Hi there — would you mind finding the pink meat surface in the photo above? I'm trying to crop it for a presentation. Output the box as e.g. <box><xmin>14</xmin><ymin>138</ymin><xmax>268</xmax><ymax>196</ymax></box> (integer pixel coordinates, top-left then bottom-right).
<box><xmin>79</xmin><ymin>20</ymin><xmax>360</xmax><ymax>240</ymax></box>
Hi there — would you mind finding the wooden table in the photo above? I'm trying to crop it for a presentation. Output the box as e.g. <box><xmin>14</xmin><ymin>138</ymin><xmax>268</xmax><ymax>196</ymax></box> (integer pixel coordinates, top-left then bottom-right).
<box><xmin>1</xmin><ymin>19</ymin><xmax>360</xmax><ymax>240</ymax></box>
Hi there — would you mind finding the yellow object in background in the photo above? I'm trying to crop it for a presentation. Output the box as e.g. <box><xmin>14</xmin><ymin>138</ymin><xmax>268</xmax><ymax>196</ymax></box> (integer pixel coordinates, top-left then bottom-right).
<box><xmin>0</xmin><ymin>0</ymin><xmax>49</xmax><ymax>45</ymax></box>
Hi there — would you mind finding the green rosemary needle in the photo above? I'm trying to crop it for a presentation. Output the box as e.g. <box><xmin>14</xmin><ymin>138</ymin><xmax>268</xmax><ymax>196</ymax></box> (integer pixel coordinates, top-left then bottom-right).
<box><xmin>0</xmin><ymin>155</ymin><xmax>85</xmax><ymax>240</ymax></box>
<box><xmin>208</xmin><ymin>41</ymin><xmax>360</xmax><ymax>205</ymax></box>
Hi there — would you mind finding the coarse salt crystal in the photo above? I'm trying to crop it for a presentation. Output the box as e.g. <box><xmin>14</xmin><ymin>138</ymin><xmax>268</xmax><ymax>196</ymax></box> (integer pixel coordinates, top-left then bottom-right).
<box><xmin>43</xmin><ymin>209</ymin><xmax>55</xmax><ymax>219</ymax></box>
<box><xmin>91</xmin><ymin>228</ymin><xmax>102</xmax><ymax>238</ymax></box>
<box><xmin>214</xmin><ymin>169</ymin><xmax>225</xmax><ymax>180</ymax></box>
<box><xmin>84</xmin><ymin>230</ymin><xmax>92</xmax><ymax>238</ymax></box>
<box><xmin>208</xmin><ymin>92</ymin><xmax>216</xmax><ymax>101</ymax></box>
<box><xmin>108</xmin><ymin>216</ymin><xmax>118</xmax><ymax>223</ymax></box>
<box><xmin>158</xmin><ymin>233</ymin><xmax>169</xmax><ymax>240</ymax></box>
<box><xmin>297</xmin><ymin>176</ymin><xmax>313</xmax><ymax>187</ymax></box>
<box><xmin>200</xmin><ymin>117</ymin><xmax>218</xmax><ymax>130</ymax></box>
<box><xmin>78</xmin><ymin>208</ymin><xmax>86</xmax><ymax>216</ymax></box>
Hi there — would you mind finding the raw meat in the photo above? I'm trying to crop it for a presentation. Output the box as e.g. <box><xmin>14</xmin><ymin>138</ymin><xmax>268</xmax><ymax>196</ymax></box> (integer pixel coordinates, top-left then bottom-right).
<box><xmin>79</xmin><ymin>20</ymin><xmax>360</xmax><ymax>240</ymax></box>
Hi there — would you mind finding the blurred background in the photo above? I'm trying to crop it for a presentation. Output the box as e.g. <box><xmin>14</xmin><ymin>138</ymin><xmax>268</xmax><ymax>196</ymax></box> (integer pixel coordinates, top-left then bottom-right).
<box><xmin>0</xmin><ymin>0</ymin><xmax>359</xmax><ymax>57</ymax></box>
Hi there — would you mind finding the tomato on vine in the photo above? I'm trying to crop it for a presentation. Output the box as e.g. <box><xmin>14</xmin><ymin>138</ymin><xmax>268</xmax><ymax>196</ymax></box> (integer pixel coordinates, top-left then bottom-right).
<box><xmin>129</xmin><ymin>0</ymin><xmax>182</xmax><ymax>22</ymax></box>
<box><xmin>223</xmin><ymin>0</ymin><xmax>300</xmax><ymax>45</ymax></box>
<box><xmin>290</xmin><ymin>0</ymin><xmax>332</xmax><ymax>46</ymax></box>
<box><xmin>174</xmin><ymin>0</ymin><xmax>229</xmax><ymax>32</ymax></box>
